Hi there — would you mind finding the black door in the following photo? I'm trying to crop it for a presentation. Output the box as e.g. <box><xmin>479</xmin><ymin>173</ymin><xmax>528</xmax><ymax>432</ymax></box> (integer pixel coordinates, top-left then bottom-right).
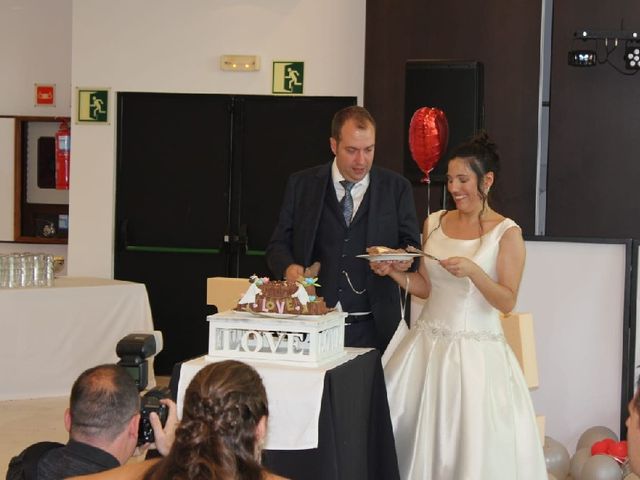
<box><xmin>115</xmin><ymin>93</ymin><xmax>355</xmax><ymax>373</ymax></box>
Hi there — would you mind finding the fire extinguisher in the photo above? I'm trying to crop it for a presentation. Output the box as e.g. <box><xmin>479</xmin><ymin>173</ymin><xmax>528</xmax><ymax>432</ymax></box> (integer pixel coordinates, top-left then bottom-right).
<box><xmin>55</xmin><ymin>119</ymin><xmax>70</xmax><ymax>189</ymax></box>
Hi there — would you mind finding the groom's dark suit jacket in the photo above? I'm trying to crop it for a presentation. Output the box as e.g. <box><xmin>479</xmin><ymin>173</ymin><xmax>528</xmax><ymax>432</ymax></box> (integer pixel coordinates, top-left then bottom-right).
<box><xmin>266</xmin><ymin>162</ymin><xmax>420</xmax><ymax>350</ymax></box>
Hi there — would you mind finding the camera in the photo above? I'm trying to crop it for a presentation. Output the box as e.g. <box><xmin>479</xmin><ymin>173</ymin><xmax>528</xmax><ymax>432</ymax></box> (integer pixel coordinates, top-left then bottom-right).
<box><xmin>138</xmin><ymin>386</ymin><xmax>171</xmax><ymax>445</ymax></box>
<box><xmin>115</xmin><ymin>332</ymin><xmax>169</xmax><ymax>446</ymax></box>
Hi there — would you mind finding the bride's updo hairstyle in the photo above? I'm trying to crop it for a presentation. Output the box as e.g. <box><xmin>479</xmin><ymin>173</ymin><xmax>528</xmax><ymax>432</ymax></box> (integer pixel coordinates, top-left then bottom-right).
<box><xmin>447</xmin><ymin>131</ymin><xmax>500</xmax><ymax>207</ymax></box>
<box><xmin>144</xmin><ymin>360</ymin><xmax>268</xmax><ymax>480</ymax></box>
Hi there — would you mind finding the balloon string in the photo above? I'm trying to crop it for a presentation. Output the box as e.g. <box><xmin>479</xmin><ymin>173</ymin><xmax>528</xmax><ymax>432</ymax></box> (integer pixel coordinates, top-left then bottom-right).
<box><xmin>423</xmin><ymin>168</ymin><xmax>433</xmax><ymax>217</ymax></box>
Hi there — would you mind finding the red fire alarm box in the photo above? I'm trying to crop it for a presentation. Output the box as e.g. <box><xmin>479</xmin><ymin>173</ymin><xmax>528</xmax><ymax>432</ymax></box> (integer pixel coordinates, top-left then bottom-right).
<box><xmin>35</xmin><ymin>84</ymin><xmax>55</xmax><ymax>106</ymax></box>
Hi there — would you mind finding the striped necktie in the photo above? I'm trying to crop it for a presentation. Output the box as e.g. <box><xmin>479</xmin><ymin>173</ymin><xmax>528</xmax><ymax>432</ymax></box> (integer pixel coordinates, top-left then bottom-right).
<box><xmin>340</xmin><ymin>180</ymin><xmax>355</xmax><ymax>226</ymax></box>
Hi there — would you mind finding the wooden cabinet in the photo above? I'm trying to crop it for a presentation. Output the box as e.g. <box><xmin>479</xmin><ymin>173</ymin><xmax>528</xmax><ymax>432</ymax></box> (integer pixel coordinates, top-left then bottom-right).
<box><xmin>12</xmin><ymin>116</ymin><xmax>69</xmax><ymax>243</ymax></box>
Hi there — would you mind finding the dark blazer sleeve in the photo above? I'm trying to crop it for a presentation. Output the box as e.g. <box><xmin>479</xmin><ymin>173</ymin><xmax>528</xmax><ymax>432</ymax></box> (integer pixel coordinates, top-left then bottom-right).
<box><xmin>366</xmin><ymin>167</ymin><xmax>421</xmax><ymax>350</ymax></box>
<box><xmin>365</xmin><ymin>167</ymin><xmax>420</xmax><ymax>252</ymax></box>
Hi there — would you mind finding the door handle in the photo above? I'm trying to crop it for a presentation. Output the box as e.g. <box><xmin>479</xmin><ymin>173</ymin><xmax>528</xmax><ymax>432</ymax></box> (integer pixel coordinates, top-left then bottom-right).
<box><xmin>118</xmin><ymin>218</ymin><xmax>129</xmax><ymax>251</ymax></box>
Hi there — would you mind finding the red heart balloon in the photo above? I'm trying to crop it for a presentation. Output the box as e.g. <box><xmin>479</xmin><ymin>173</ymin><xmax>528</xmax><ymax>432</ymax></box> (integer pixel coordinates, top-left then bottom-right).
<box><xmin>591</xmin><ymin>438</ymin><xmax>612</xmax><ymax>455</ymax></box>
<box><xmin>408</xmin><ymin>107</ymin><xmax>449</xmax><ymax>183</ymax></box>
<box><xmin>607</xmin><ymin>440</ymin><xmax>628</xmax><ymax>460</ymax></box>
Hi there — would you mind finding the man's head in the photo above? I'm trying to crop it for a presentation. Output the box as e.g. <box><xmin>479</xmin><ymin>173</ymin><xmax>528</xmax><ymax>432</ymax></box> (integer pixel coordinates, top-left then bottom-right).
<box><xmin>65</xmin><ymin>364</ymin><xmax>141</xmax><ymax>464</ymax></box>
<box><xmin>330</xmin><ymin>106</ymin><xmax>376</xmax><ymax>183</ymax></box>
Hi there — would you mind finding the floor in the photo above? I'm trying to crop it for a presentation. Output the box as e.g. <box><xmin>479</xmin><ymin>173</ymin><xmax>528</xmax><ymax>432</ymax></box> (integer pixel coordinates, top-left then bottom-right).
<box><xmin>0</xmin><ymin>376</ymin><xmax>171</xmax><ymax>478</ymax></box>
<box><xmin>0</xmin><ymin>395</ymin><xmax>69</xmax><ymax>478</ymax></box>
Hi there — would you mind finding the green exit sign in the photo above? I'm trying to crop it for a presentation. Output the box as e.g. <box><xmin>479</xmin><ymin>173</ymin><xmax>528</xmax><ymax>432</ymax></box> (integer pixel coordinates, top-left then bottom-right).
<box><xmin>272</xmin><ymin>61</ymin><xmax>304</xmax><ymax>95</ymax></box>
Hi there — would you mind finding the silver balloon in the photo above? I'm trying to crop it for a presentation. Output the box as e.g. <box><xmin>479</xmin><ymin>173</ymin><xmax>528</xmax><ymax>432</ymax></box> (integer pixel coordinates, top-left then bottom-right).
<box><xmin>581</xmin><ymin>454</ymin><xmax>622</xmax><ymax>480</ymax></box>
<box><xmin>571</xmin><ymin>447</ymin><xmax>592</xmax><ymax>480</ymax></box>
<box><xmin>577</xmin><ymin>426</ymin><xmax>618</xmax><ymax>452</ymax></box>
<box><xmin>544</xmin><ymin>436</ymin><xmax>571</xmax><ymax>480</ymax></box>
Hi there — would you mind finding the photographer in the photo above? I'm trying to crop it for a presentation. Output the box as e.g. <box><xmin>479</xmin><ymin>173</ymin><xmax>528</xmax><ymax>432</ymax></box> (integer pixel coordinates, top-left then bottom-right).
<box><xmin>66</xmin><ymin>361</ymin><xmax>288</xmax><ymax>480</ymax></box>
<box><xmin>7</xmin><ymin>364</ymin><xmax>178</xmax><ymax>480</ymax></box>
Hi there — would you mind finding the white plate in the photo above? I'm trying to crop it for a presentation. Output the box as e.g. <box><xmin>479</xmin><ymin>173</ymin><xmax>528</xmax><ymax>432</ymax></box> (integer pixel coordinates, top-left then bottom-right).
<box><xmin>356</xmin><ymin>253</ymin><xmax>423</xmax><ymax>262</ymax></box>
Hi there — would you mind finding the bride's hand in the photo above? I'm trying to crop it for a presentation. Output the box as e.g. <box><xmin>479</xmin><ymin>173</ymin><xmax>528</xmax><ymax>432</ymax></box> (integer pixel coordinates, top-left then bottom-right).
<box><xmin>370</xmin><ymin>259</ymin><xmax>412</xmax><ymax>277</ymax></box>
<box><xmin>390</xmin><ymin>259</ymin><xmax>412</xmax><ymax>272</ymax></box>
<box><xmin>439</xmin><ymin>256</ymin><xmax>476</xmax><ymax>278</ymax></box>
<box><xmin>370</xmin><ymin>261</ymin><xmax>394</xmax><ymax>276</ymax></box>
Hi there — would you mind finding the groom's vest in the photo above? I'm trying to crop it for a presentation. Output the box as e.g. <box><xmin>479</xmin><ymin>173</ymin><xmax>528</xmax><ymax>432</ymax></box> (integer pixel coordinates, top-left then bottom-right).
<box><xmin>313</xmin><ymin>181</ymin><xmax>371</xmax><ymax>314</ymax></box>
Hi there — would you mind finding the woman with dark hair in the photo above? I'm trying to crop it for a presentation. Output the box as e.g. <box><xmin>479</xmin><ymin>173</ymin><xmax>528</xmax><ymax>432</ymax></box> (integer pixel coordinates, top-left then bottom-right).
<box><xmin>143</xmin><ymin>360</ymin><xmax>285</xmax><ymax>480</ymax></box>
<box><xmin>70</xmin><ymin>360</ymin><xmax>286</xmax><ymax>480</ymax></box>
<box><xmin>373</xmin><ymin>133</ymin><xmax>547</xmax><ymax>479</ymax></box>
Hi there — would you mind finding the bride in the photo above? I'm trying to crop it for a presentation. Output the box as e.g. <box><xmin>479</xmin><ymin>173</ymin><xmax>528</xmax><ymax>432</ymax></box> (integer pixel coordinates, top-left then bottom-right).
<box><xmin>372</xmin><ymin>133</ymin><xmax>547</xmax><ymax>479</ymax></box>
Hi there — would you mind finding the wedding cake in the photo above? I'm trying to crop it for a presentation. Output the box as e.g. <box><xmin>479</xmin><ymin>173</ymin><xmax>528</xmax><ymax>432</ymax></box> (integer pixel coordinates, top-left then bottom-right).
<box><xmin>208</xmin><ymin>275</ymin><xmax>346</xmax><ymax>365</ymax></box>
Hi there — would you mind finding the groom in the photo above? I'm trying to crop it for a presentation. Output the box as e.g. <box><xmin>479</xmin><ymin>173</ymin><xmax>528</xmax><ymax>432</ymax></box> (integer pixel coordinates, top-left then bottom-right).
<box><xmin>265</xmin><ymin>106</ymin><xmax>420</xmax><ymax>350</ymax></box>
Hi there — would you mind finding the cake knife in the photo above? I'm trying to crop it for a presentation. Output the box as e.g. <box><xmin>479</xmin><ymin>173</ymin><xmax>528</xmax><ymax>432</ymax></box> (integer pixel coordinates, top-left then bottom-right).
<box><xmin>406</xmin><ymin>245</ymin><xmax>440</xmax><ymax>262</ymax></box>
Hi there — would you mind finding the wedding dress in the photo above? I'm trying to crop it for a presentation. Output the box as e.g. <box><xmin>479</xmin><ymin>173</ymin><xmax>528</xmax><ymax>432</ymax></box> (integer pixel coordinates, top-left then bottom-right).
<box><xmin>384</xmin><ymin>210</ymin><xmax>547</xmax><ymax>479</ymax></box>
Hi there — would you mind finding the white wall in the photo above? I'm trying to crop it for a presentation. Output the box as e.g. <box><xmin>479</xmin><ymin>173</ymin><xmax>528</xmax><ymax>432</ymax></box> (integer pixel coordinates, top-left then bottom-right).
<box><xmin>69</xmin><ymin>0</ymin><xmax>366</xmax><ymax>277</ymax></box>
<box><xmin>519</xmin><ymin>241</ymin><xmax>626</xmax><ymax>454</ymax></box>
<box><xmin>0</xmin><ymin>0</ymin><xmax>72</xmax><ymax>117</ymax></box>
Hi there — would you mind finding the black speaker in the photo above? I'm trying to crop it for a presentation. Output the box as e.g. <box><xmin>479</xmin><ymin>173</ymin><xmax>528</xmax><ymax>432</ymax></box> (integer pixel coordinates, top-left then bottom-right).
<box><xmin>404</xmin><ymin>60</ymin><xmax>484</xmax><ymax>183</ymax></box>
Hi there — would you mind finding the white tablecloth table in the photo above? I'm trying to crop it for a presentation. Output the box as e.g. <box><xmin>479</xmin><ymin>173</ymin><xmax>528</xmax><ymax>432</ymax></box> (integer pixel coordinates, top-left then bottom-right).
<box><xmin>0</xmin><ymin>276</ymin><xmax>155</xmax><ymax>400</ymax></box>
<box><xmin>171</xmin><ymin>348</ymin><xmax>400</xmax><ymax>480</ymax></box>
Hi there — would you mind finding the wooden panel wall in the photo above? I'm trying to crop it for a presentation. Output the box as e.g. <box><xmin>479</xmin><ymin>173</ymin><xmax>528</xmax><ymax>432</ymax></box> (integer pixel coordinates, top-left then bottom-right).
<box><xmin>546</xmin><ymin>2</ymin><xmax>640</xmax><ymax>238</ymax></box>
<box><xmin>365</xmin><ymin>0</ymin><xmax>542</xmax><ymax>232</ymax></box>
